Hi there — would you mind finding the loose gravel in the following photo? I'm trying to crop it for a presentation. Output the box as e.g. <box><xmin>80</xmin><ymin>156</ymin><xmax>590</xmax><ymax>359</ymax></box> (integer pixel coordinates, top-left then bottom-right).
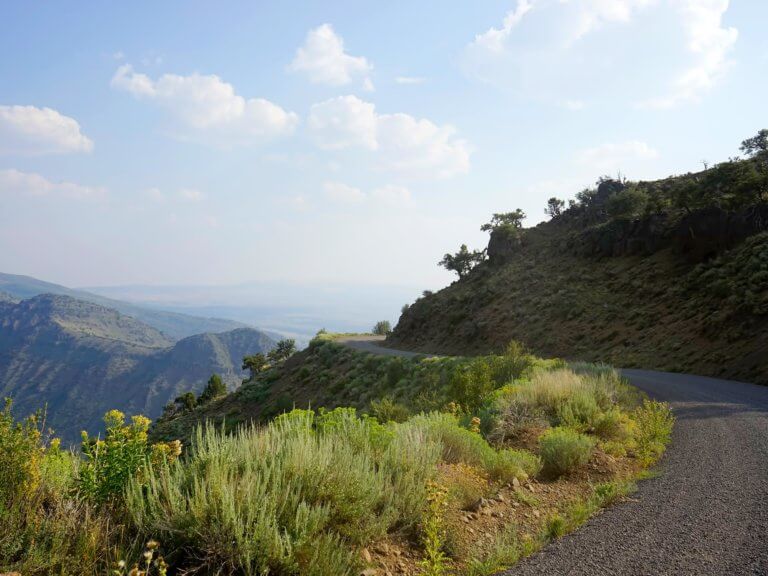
<box><xmin>501</xmin><ymin>369</ymin><xmax>768</xmax><ymax>576</ymax></box>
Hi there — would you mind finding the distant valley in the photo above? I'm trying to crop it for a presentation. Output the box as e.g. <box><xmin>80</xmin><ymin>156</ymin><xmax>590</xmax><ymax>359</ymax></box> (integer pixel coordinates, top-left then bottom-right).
<box><xmin>0</xmin><ymin>279</ymin><xmax>276</xmax><ymax>443</ymax></box>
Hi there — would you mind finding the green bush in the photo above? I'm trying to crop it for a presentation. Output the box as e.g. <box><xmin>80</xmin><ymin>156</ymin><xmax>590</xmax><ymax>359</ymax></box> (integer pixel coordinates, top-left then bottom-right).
<box><xmin>370</xmin><ymin>396</ymin><xmax>411</xmax><ymax>423</ymax></box>
<box><xmin>0</xmin><ymin>400</ymin><xmax>121</xmax><ymax>575</ymax></box>
<box><xmin>539</xmin><ymin>427</ymin><xmax>595</xmax><ymax>477</ymax></box>
<box><xmin>407</xmin><ymin>413</ymin><xmax>539</xmax><ymax>483</ymax></box>
<box><xmin>633</xmin><ymin>399</ymin><xmax>674</xmax><ymax>465</ymax></box>
<box><xmin>488</xmin><ymin>448</ymin><xmax>543</xmax><ymax>481</ymax></box>
<box><xmin>125</xmin><ymin>408</ymin><xmax>442</xmax><ymax>575</ymax></box>
<box><xmin>79</xmin><ymin>410</ymin><xmax>181</xmax><ymax>504</ymax></box>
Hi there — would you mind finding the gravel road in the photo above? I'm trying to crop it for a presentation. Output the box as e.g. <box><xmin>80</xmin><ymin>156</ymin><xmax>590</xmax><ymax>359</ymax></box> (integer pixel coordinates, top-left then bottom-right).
<box><xmin>338</xmin><ymin>338</ymin><xmax>768</xmax><ymax>575</ymax></box>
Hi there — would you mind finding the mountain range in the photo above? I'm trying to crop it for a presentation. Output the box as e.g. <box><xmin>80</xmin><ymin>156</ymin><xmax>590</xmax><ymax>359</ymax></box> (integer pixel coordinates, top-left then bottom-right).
<box><xmin>0</xmin><ymin>272</ymin><xmax>249</xmax><ymax>340</ymax></box>
<box><xmin>0</xmin><ymin>279</ymin><xmax>276</xmax><ymax>444</ymax></box>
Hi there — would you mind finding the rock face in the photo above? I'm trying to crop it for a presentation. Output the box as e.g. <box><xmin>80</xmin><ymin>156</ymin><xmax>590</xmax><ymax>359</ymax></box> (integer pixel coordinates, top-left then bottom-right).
<box><xmin>673</xmin><ymin>204</ymin><xmax>768</xmax><ymax>260</ymax></box>
<box><xmin>570</xmin><ymin>205</ymin><xmax>768</xmax><ymax>260</ymax></box>
<box><xmin>487</xmin><ymin>228</ymin><xmax>523</xmax><ymax>265</ymax></box>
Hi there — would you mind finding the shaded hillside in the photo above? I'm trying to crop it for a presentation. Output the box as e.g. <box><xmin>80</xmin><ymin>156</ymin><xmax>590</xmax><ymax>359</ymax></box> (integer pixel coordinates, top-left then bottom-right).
<box><xmin>390</xmin><ymin>151</ymin><xmax>768</xmax><ymax>385</ymax></box>
<box><xmin>0</xmin><ymin>272</ymin><xmax>249</xmax><ymax>340</ymax></box>
<box><xmin>0</xmin><ymin>294</ymin><xmax>276</xmax><ymax>443</ymax></box>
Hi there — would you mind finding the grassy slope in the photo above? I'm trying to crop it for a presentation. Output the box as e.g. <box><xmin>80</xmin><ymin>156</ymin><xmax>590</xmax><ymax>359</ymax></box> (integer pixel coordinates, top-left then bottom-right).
<box><xmin>389</xmin><ymin>221</ymin><xmax>768</xmax><ymax>385</ymax></box>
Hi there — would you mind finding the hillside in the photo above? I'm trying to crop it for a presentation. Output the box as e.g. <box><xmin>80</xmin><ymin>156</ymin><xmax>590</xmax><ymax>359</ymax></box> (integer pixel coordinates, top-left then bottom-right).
<box><xmin>0</xmin><ymin>272</ymin><xmax>249</xmax><ymax>340</ymax></box>
<box><xmin>390</xmin><ymin>153</ymin><xmax>768</xmax><ymax>385</ymax></box>
<box><xmin>0</xmin><ymin>294</ymin><xmax>276</xmax><ymax>443</ymax></box>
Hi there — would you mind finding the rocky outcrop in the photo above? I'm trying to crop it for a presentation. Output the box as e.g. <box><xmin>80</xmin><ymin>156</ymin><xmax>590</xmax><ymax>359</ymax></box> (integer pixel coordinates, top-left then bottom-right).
<box><xmin>487</xmin><ymin>227</ymin><xmax>523</xmax><ymax>265</ymax></box>
<box><xmin>569</xmin><ymin>204</ymin><xmax>768</xmax><ymax>260</ymax></box>
<box><xmin>673</xmin><ymin>204</ymin><xmax>768</xmax><ymax>260</ymax></box>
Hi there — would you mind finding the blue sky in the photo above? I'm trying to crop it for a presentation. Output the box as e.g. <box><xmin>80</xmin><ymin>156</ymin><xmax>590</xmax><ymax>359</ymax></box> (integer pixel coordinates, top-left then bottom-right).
<box><xmin>0</xmin><ymin>0</ymin><xmax>765</xmax><ymax>293</ymax></box>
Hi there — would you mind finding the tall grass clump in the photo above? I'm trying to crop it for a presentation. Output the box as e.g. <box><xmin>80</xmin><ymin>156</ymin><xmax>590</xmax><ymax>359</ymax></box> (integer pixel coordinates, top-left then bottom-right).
<box><xmin>125</xmin><ymin>408</ymin><xmax>442</xmax><ymax>576</ymax></box>
<box><xmin>406</xmin><ymin>413</ymin><xmax>541</xmax><ymax>482</ymax></box>
<box><xmin>491</xmin><ymin>366</ymin><xmax>639</xmax><ymax>440</ymax></box>
<box><xmin>539</xmin><ymin>427</ymin><xmax>595</xmax><ymax>477</ymax></box>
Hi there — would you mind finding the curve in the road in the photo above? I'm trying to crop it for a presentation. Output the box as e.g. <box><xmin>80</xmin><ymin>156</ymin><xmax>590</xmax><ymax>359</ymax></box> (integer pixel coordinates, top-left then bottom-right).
<box><xmin>337</xmin><ymin>337</ymin><xmax>768</xmax><ymax>575</ymax></box>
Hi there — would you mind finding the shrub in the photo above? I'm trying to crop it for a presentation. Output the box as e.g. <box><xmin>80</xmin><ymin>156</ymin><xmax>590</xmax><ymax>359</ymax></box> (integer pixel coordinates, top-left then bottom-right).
<box><xmin>539</xmin><ymin>427</ymin><xmax>594</xmax><ymax>477</ymax></box>
<box><xmin>488</xmin><ymin>395</ymin><xmax>548</xmax><ymax>443</ymax></box>
<box><xmin>370</xmin><ymin>396</ymin><xmax>411</xmax><ymax>423</ymax></box>
<box><xmin>79</xmin><ymin>410</ymin><xmax>181</xmax><ymax>504</ymax></box>
<box><xmin>407</xmin><ymin>413</ymin><xmax>538</xmax><ymax>483</ymax></box>
<box><xmin>488</xmin><ymin>448</ymin><xmax>543</xmax><ymax>482</ymax></box>
<box><xmin>125</xmin><ymin>409</ymin><xmax>442</xmax><ymax>575</ymax></box>
<box><xmin>0</xmin><ymin>400</ymin><xmax>121</xmax><ymax>575</ymax></box>
<box><xmin>489</xmin><ymin>341</ymin><xmax>535</xmax><ymax>385</ymax></box>
<box><xmin>633</xmin><ymin>399</ymin><xmax>674</xmax><ymax>465</ymax></box>
<box><xmin>420</xmin><ymin>481</ymin><xmax>449</xmax><ymax>576</ymax></box>
<box><xmin>448</xmin><ymin>359</ymin><xmax>495</xmax><ymax>413</ymax></box>
<box><xmin>594</xmin><ymin>409</ymin><xmax>632</xmax><ymax>441</ymax></box>
<box><xmin>556</xmin><ymin>389</ymin><xmax>601</xmax><ymax>431</ymax></box>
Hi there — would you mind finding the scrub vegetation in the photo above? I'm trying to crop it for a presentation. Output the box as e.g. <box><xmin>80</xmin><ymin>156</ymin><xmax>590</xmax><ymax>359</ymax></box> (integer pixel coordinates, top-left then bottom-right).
<box><xmin>1</xmin><ymin>336</ymin><xmax>672</xmax><ymax>575</ymax></box>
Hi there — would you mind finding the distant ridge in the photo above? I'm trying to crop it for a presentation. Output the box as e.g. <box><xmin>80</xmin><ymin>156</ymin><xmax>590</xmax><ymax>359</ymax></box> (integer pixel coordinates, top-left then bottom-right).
<box><xmin>0</xmin><ymin>272</ymin><xmax>250</xmax><ymax>340</ymax></box>
<box><xmin>0</xmin><ymin>292</ymin><xmax>276</xmax><ymax>443</ymax></box>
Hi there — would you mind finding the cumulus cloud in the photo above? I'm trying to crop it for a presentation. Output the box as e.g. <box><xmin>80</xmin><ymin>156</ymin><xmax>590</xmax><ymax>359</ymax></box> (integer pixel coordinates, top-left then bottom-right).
<box><xmin>111</xmin><ymin>64</ymin><xmax>298</xmax><ymax>143</ymax></box>
<box><xmin>465</xmin><ymin>0</ymin><xmax>736</xmax><ymax>108</ymax></box>
<box><xmin>289</xmin><ymin>24</ymin><xmax>373</xmax><ymax>89</ymax></box>
<box><xmin>0</xmin><ymin>105</ymin><xmax>93</xmax><ymax>155</ymax></box>
<box><xmin>472</xmin><ymin>0</ymin><xmax>535</xmax><ymax>52</ymax></box>
<box><xmin>639</xmin><ymin>0</ymin><xmax>737</xmax><ymax>108</ymax></box>
<box><xmin>308</xmin><ymin>95</ymin><xmax>470</xmax><ymax>179</ymax></box>
<box><xmin>0</xmin><ymin>169</ymin><xmax>106</xmax><ymax>200</ymax></box>
<box><xmin>575</xmin><ymin>140</ymin><xmax>658</xmax><ymax>173</ymax></box>
<box><xmin>308</xmin><ymin>96</ymin><xmax>378</xmax><ymax>150</ymax></box>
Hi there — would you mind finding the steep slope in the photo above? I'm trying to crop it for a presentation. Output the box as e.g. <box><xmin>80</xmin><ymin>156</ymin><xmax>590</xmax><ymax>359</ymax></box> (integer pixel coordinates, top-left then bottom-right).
<box><xmin>390</xmin><ymin>171</ymin><xmax>768</xmax><ymax>385</ymax></box>
<box><xmin>0</xmin><ymin>272</ymin><xmax>249</xmax><ymax>340</ymax></box>
<box><xmin>0</xmin><ymin>294</ymin><xmax>276</xmax><ymax>443</ymax></box>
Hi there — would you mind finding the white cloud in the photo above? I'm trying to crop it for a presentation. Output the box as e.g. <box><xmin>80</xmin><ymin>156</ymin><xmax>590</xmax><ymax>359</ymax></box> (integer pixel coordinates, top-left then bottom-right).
<box><xmin>472</xmin><ymin>0</ymin><xmax>535</xmax><ymax>52</ymax></box>
<box><xmin>575</xmin><ymin>140</ymin><xmax>659</xmax><ymax>173</ymax></box>
<box><xmin>289</xmin><ymin>24</ymin><xmax>373</xmax><ymax>88</ymax></box>
<box><xmin>0</xmin><ymin>105</ymin><xmax>93</xmax><ymax>155</ymax></box>
<box><xmin>308</xmin><ymin>95</ymin><xmax>378</xmax><ymax>150</ymax></box>
<box><xmin>324</xmin><ymin>181</ymin><xmax>365</xmax><ymax>203</ymax></box>
<box><xmin>111</xmin><ymin>64</ymin><xmax>298</xmax><ymax>143</ymax></box>
<box><xmin>308</xmin><ymin>95</ymin><xmax>470</xmax><ymax>179</ymax></box>
<box><xmin>639</xmin><ymin>0</ymin><xmax>737</xmax><ymax>108</ymax></box>
<box><xmin>465</xmin><ymin>0</ymin><xmax>735</xmax><ymax>108</ymax></box>
<box><xmin>395</xmin><ymin>76</ymin><xmax>426</xmax><ymax>85</ymax></box>
<box><xmin>0</xmin><ymin>169</ymin><xmax>106</xmax><ymax>200</ymax></box>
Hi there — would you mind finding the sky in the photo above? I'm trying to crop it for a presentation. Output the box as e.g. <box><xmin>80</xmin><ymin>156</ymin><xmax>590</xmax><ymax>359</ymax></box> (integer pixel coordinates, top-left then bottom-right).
<box><xmin>0</xmin><ymin>0</ymin><xmax>766</xmax><ymax>294</ymax></box>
